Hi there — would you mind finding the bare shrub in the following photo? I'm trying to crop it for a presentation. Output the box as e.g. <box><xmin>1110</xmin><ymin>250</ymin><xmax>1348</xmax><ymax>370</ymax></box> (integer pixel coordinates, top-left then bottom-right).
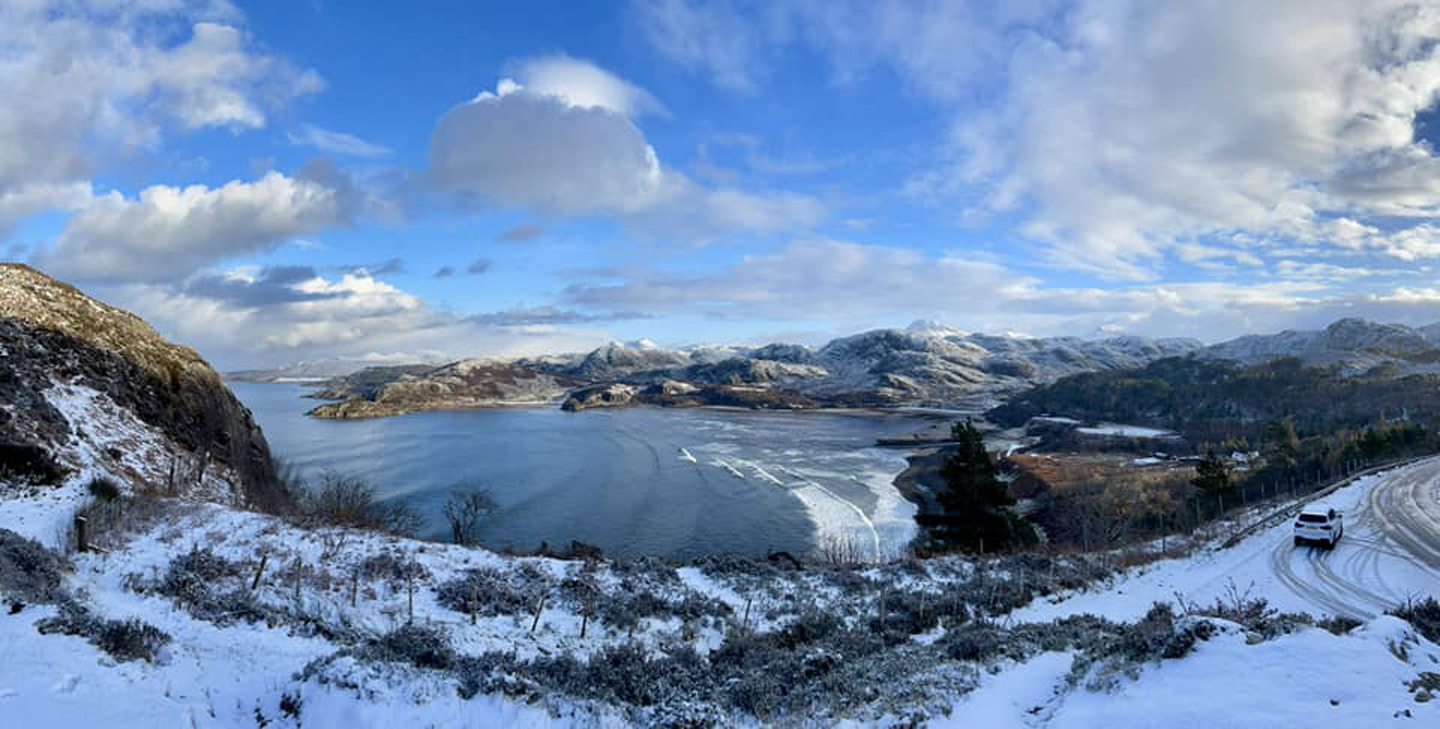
<box><xmin>443</xmin><ymin>486</ymin><xmax>496</xmax><ymax>546</ymax></box>
<box><xmin>1390</xmin><ymin>596</ymin><xmax>1440</xmax><ymax>643</ymax></box>
<box><xmin>85</xmin><ymin>475</ymin><xmax>121</xmax><ymax>502</ymax></box>
<box><xmin>358</xmin><ymin>550</ymin><xmax>429</xmax><ymax>589</ymax></box>
<box><xmin>0</xmin><ymin>442</ymin><xmax>65</xmax><ymax>486</ymax></box>
<box><xmin>301</xmin><ymin>471</ymin><xmax>420</xmax><ymax>536</ymax></box>
<box><xmin>67</xmin><ymin>491</ymin><xmax>183</xmax><ymax>553</ymax></box>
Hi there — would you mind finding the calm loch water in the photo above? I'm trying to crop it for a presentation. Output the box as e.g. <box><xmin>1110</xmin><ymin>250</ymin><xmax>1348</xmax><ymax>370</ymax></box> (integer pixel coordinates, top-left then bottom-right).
<box><xmin>232</xmin><ymin>383</ymin><xmax>937</xmax><ymax>559</ymax></box>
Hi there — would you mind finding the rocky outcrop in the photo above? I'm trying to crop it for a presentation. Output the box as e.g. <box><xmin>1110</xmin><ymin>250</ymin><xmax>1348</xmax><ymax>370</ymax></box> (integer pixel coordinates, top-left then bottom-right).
<box><xmin>560</xmin><ymin>383</ymin><xmax>640</xmax><ymax>412</ymax></box>
<box><xmin>309</xmin><ymin>359</ymin><xmax>581</xmax><ymax>419</ymax></box>
<box><xmin>0</xmin><ymin>264</ymin><xmax>286</xmax><ymax>510</ymax></box>
<box><xmin>560</xmin><ymin>381</ymin><xmax>819</xmax><ymax>412</ymax></box>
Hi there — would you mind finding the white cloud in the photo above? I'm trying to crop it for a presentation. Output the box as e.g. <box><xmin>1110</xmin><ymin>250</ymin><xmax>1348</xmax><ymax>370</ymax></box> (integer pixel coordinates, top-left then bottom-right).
<box><xmin>961</xmin><ymin>0</ymin><xmax>1440</xmax><ymax>277</ymax></box>
<box><xmin>636</xmin><ymin>0</ymin><xmax>1440</xmax><ymax>279</ymax></box>
<box><xmin>38</xmin><ymin>172</ymin><xmax>343</xmax><ymax>283</ymax></box>
<box><xmin>110</xmin><ymin>269</ymin><xmax>616</xmax><ymax>369</ymax></box>
<box><xmin>561</xmin><ymin>238</ymin><xmax>1440</xmax><ymax>341</ymax></box>
<box><xmin>0</xmin><ymin>0</ymin><xmax>321</xmax><ymax>230</ymax></box>
<box><xmin>508</xmin><ymin>54</ymin><xmax>666</xmax><ymax>118</ymax></box>
<box><xmin>428</xmin><ymin>57</ymin><xmax>825</xmax><ymax>238</ymax></box>
<box><xmin>431</xmin><ymin>79</ymin><xmax>666</xmax><ymax>216</ymax></box>
<box><xmin>288</xmin><ymin>124</ymin><xmax>391</xmax><ymax>158</ymax></box>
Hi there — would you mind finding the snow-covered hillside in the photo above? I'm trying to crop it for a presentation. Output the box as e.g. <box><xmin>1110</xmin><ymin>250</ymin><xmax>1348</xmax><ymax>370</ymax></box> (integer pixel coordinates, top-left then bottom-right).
<box><xmin>5</xmin><ymin>381</ymin><xmax>1439</xmax><ymax>726</ymax></box>
<box><xmin>1203</xmin><ymin>317</ymin><xmax>1440</xmax><ymax>375</ymax></box>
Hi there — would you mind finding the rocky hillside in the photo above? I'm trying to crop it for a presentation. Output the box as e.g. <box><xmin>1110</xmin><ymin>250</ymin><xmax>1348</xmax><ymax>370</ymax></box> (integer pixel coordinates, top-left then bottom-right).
<box><xmin>1202</xmin><ymin>318</ymin><xmax>1440</xmax><ymax>375</ymax></box>
<box><xmin>311</xmin><ymin>321</ymin><xmax>1202</xmax><ymax>416</ymax></box>
<box><xmin>0</xmin><ymin>264</ymin><xmax>285</xmax><ymax>511</ymax></box>
<box><xmin>307</xmin><ymin>359</ymin><xmax>582</xmax><ymax>419</ymax></box>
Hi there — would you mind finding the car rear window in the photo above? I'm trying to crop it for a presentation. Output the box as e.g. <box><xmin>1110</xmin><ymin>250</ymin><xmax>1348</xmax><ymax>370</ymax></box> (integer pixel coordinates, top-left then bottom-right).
<box><xmin>1297</xmin><ymin>513</ymin><xmax>1328</xmax><ymax>523</ymax></box>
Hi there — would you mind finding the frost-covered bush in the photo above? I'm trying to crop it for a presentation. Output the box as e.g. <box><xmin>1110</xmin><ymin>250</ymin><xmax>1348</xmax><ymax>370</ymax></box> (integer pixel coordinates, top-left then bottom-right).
<box><xmin>869</xmin><ymin>588</ymin><xmax>944</xmax><ymax>638</ymax></box>
<box><xmin>146</xmin><ymin>548</ymin><xmax>279</xmax><ymax>627</ymax></box>
<box><xmin>1390</xmin><ymin>597</ymin><xmax>1440</xmax><ymax>643</ymax></box>
<box><xmin>158</xmin><ymin>547</ymin><xmax>241</xmax><ymax>603</ymax></box>
<box><xmin>1316</xmin><ymin>615</ymin><xmax>1362</xmax><ymax>635</ymax></box>
<box><xmin>0</xmin><ymin>528</ymin><xmax>70</xmax><ymax>604</ymax></box>
<box><xmin>37</xmin><ymin>600</ymin><xmax>170</xmax><ymax>663</ymax></box>
<box><xmin>434</xmin><ymin>566</ymin><xmax>550</xmax><ymax>617</ymax></box>
<box><xmin>1066</xmin><ymin>603</ymin><xmax>1217</xmax><ymax>690</ymax></box>
<box><xmin>357</xmin><ymin>550</ymin><xmax>429</xmax><ymax>589</ymax></box>
<box><xmin>1178</xmin><ymin>583</ymin><xmax>1311</xmax><ymax>639</ymax></box>
<box><xmin>941</xmin><ymin>620</ymin><xmax>1015</xmax><ymax>663</ymax></box>
<box><xmin>592</xmin><ymin>587</ymin><xmax>731</xmax><ymax>631</ymax></box>
<box><xmin>94</xmin><ymin>617</ymin><xmax>172</xmax><ymax>662</ymax></box>
<box><xmin>361</xmin><ymin>624</ymin><xmax>458</xmax><ymax>671</ymax></box>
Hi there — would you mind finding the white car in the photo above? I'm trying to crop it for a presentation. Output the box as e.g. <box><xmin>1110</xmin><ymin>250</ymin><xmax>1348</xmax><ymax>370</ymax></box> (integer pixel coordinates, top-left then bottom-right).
<box><xmin>1294</xmin><ymin>507</ymin><xmax>1344</xmax><ymax>548</ymax></box>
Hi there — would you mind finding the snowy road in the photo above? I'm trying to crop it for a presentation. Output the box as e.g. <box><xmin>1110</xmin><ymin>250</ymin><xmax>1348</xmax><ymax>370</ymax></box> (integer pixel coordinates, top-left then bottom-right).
<box><xmin>1270</xmin><ymin>457</ymin><xmax>1440</xmax><ymax>619</ymax></box>
<box><xmin>1019</xmin><ymin>458</ymin><xmax>1440</xmax><ymax>624</ymax></box>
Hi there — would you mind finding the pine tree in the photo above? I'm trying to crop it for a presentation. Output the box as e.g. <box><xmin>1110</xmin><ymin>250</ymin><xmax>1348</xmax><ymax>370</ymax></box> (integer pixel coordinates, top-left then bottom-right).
<box><xmin>917</xmin><ymin>420</ymin><xmax>1036</xmax><ymax>553</ymax></box>
<box><xmin>1191</xmin><ymin>452</ymin><xmax>1231</xmax><ymax>494</ymax></box>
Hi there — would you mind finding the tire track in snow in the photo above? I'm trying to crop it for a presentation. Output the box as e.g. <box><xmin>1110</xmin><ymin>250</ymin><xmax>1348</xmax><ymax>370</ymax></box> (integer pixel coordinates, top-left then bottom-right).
<box><xmin>1268</xmin><ymin>458</ymin><xmax>1440</xmax><ymax>619</ymax></box>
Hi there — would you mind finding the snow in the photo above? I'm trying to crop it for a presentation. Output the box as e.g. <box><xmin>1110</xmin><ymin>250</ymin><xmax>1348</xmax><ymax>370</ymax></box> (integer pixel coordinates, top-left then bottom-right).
<box><xmin>4</xmin><ymin>380</ymin><xmax>1440</xmax><ymax>726</ymax></box>
<box><xmin>941</xmin><ymin>652</ymin><xmax>1073</xmax><ymax>727</ymax></box>
<box><xmin>1016</xmin><ymin>464</ymin><xmax>1440</xmax><ymax>623</ymax></box>
<box><xmin>1050</xmin><ymin>617</ymin><xmax>1437</xmax><ymax>727</ymax></box>
<box><xmin>0</xmin><ymin>381</ymin><xmax>239</xmax><ymax>548</ymax></box>
<box><xmin>1075</xmin><ymin>423</ymin><xmax>1177</xmax><ymax>438</ymax></box>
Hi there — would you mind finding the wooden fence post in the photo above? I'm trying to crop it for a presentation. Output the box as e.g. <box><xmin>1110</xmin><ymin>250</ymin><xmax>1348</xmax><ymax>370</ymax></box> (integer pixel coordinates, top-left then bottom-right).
<box><xmin>250</xmin><ymin>552</ymin><xmax>268</xmax><ymax>591</ymax></box>
<box><xmin>529</xmin><ymin>595</ymin><xmax>546</xmax><ymax>634</ymax></box>
<box><xmin>406</xmin><ymin>569</ymin><xmax>415</xmax><ymax>625</ymax></box>
<box><xmin>74</xmin><ymin>515</ymin><xmax>88</xmax><ymax>553</ymax></box>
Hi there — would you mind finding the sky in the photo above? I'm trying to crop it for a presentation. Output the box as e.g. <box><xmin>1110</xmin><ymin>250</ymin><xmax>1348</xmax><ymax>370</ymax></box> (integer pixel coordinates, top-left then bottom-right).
<box><xmin>4</xmin><ymin>0</ymin><xmax>1440</xmax><ymax>369</ymax></box>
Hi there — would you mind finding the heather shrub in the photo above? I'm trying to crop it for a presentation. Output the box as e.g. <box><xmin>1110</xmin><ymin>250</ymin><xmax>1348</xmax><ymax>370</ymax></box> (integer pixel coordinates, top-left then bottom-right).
<box><xmin>1390</xmin><ymin>597</ymin><xmax>1440</xmax><ymax>643</ymax></box>
<box><xmin>0</xmin><ymin>528</ymin><xmax>70</xmax><ymax>604</ymax></box>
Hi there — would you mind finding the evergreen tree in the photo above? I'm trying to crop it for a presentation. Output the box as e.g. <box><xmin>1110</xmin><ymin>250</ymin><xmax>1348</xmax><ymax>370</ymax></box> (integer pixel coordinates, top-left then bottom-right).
<box><xmin>917</xmin><ymin>420</ymin><xmax>1036</xmax><ymax>553</ymax></box>
<box><xmin>1191</xmin><ymin>452</ymin><xmax>1231</xmax><ymax>495</ymax></box>
<box><xmin>1264</xmin><ymin>418</ymin><xmax>1301</xmax><ymax>474</ymax></box>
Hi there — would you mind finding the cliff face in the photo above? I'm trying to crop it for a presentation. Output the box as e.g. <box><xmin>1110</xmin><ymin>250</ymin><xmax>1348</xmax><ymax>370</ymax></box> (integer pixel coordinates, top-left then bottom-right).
<box><xmin>0</xmin><ymin>265</ymin><xmax>286</xmax><ymax>510</ymax></box>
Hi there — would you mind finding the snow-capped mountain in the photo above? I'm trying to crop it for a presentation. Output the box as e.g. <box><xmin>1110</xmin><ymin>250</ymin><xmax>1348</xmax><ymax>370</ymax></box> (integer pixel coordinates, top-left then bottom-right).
<box><xmin>1203</xmin><ymin>317</ymin><xmax>1440</xmax><ymax>375</ymax></box>
<box><xmin>314</xmin><ymin>324</ymin><xmax>1204</xmax><ymax>416</ymax></box>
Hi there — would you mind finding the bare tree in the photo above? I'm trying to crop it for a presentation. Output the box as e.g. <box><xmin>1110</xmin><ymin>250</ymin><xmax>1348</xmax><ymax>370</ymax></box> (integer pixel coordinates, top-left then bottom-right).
<box><xmin>443</xmin><ymin>486</ymin><xmax>497</xmax><ymax>546</ymax></box>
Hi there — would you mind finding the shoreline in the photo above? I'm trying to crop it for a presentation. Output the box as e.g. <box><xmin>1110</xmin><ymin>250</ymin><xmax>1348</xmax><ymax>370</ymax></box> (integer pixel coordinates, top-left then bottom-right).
<box><xmin>890</xmin><ymin>445</ymin><xmax>953</xmax><ymax>519</ymax></box>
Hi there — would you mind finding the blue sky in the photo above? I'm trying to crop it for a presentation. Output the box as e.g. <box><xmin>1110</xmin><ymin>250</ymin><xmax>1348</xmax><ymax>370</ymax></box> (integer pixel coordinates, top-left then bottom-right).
<box><xmin>4</xmin><ymin>1</ymin><xmax>1440</xmax><ymax>369</ymax></box>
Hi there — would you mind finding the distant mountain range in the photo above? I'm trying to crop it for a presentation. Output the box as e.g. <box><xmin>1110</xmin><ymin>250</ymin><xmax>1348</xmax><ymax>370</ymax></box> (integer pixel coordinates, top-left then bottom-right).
<box><xmin>244</xmin><ymin>316</ymin><xmax>1440</xmax><ymax>419</ymax></box>
<box><xmin>298</xmin><ymin>321</ymin><xmax>1203</xmax><ymax>418</ymax></box>
<box><xmin>1200</xmin><ymin>318</ymin><xmax>1440</xmax><ymax>375</ymax></box>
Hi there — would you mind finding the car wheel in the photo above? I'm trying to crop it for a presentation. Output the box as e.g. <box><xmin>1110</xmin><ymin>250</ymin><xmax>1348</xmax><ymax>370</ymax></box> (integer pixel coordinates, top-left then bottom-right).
<box><xmin>1294</xmin><ymin>536</ymin><xmax>1304</xmax><ymax>547</ymax></box>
